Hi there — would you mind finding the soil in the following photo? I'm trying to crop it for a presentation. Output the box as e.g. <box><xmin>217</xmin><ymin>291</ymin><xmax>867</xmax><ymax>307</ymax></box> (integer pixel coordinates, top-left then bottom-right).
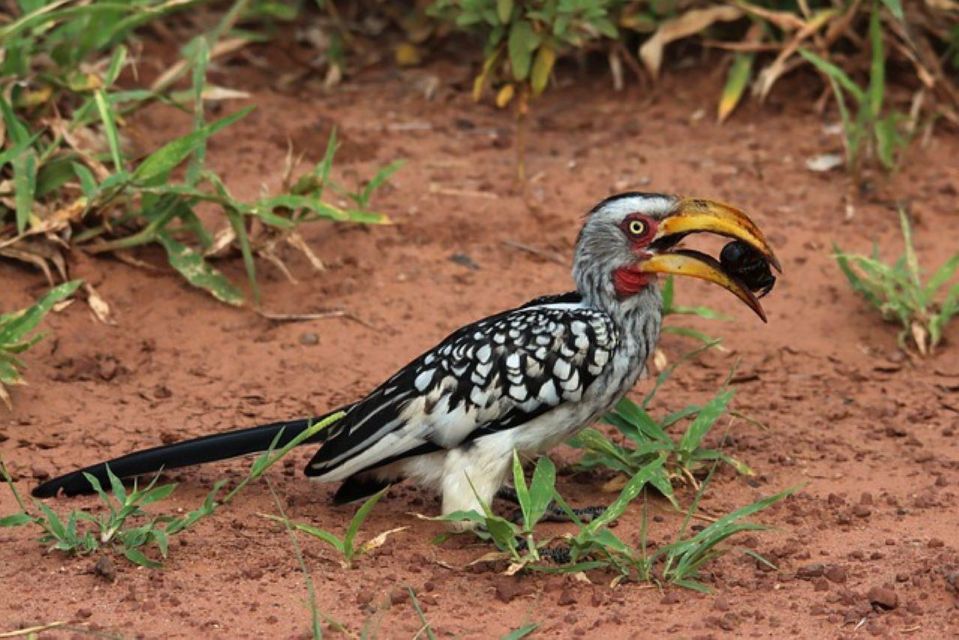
<box><xmin>2</xmin><ymin>29</ymin><xmax>959</xmax><ymax>640</ymax></box>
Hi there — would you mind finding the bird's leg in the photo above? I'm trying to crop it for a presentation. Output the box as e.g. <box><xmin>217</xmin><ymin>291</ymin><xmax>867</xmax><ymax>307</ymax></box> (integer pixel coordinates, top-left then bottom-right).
<box><xmin>496</xmin><ymin>486</ymin><xmax>607</xmax><ymax>523</ymax></box>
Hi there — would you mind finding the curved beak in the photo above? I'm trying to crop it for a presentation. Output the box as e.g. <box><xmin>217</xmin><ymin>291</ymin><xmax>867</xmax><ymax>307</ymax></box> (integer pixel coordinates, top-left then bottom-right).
<box><xmin>635</xmin><ymin>198</ymin><xmax>781</xmax><ymax>322</ymax></box>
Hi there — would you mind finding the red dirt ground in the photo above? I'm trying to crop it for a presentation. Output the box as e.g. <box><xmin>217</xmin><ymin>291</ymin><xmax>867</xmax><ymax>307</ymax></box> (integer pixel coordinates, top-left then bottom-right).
<box><xmin>2</xmin><ymin>34</ymin><xmax>959</xmax><ymax>640</ymax></box>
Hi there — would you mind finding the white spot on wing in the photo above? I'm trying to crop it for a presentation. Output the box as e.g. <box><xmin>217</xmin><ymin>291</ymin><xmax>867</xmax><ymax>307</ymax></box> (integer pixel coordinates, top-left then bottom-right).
<box><xmin>414</xmin><ymin>369</ymin><xmax>434</xmax><ymax>391</ymax></box>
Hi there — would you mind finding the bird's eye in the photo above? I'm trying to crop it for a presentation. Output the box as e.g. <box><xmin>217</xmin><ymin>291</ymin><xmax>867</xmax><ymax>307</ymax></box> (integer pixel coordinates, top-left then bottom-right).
<box><xmin>627</xmin><ymin>220</ymin><xmax>646</xmax><ymax>236</ymax></box>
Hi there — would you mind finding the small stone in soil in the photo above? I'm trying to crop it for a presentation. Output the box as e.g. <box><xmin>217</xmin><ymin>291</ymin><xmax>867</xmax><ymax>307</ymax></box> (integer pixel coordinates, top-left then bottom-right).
<box><xmin>797</xmin><ymin>563</ymin><xmax>825</xmax><ymax>579</ymax></box>
<box><xmin>299</xmin><ymin>332</ymin><xmax>319</xmax><ymax>346</ymax></box>
<box><xmin>557</xmin><ymin>589</ymin><xmax>577</xmax><ymax>606</ymax></box>
<box><xmin>94</xmin><ymin>556</ymin><xmax>117</xmax><ymax>582</ymax></box>
<box><xmin>824</xmin><ymin>565</ymin><xmax>847</xmax><ymax>583</ymax></box>
<box><xmin>867</xmin><ymin>585</ymin><xmax>898</xmax><ymax>610</ymax></box>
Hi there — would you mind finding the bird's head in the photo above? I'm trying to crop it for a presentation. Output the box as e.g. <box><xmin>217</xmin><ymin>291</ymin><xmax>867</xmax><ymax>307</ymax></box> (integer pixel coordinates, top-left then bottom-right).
<box><xmin>573</xmin><ymin>192</ymin><xmax>781</xmax><ymax>321</ymax></box>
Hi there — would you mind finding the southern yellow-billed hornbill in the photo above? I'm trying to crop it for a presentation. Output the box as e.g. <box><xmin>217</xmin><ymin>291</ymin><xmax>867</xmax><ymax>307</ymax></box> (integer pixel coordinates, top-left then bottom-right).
<box><xmin>33</xmin><ymin>193</ymin><xmax>779</xmax><ymax>520</ymax></box>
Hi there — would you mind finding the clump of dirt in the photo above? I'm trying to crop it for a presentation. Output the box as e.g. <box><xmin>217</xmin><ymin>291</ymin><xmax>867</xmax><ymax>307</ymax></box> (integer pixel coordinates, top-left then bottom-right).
<box><xmin>2</xmin><ymin>35</ymin><xmax>959</xmax><ymax>639</ymax></box>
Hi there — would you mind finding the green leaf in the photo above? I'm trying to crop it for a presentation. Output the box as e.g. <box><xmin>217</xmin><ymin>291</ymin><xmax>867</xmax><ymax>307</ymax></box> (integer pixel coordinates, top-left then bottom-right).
<box><xmin>0</xmin><ymin>513</ymin><xmax>35</xmax><ymax>527</ymax></box>
<box><xmin>155</xmin><ymin>232</ymin><xmax>244</xmax><ymax>306</ymax></box>
<box><xmin>94</xmin><ymin>89</ymin><xmax>124</xmax><ymax>171</ymax></box>
<box><xmin>873</xmin><ymin>116</ymin><xmax>899</xmax><ymax>169</ymax></box>
<box><xmin>343</xmin><ymin>486</ymin><xmax>389</xmax><ymax>556</ymax></box>
<box><xmin>0</xmin><ymin>281</ymin><xmax>82</xmax><ymax>345</ymax></box>
<box><xmin>124</xmin><ymin>547</ymin><xmax>161</xmax><ymax>568</ymax></box>
<box><xmin>679</xmin><ymin>390</ymin><xmax>734</xmax><ymax>455</ymax></box>
<box><xmin>496</xmin><ymin>0</ymin><xmax>513</xmax><ymax>23</ymax></box>
<box><xmin>508</xmin><ymin>20</ymin><xmax>538</xmax><ymax>81</ymax></box>
<box><xmin>511</xmin><ymin>450</ymin><xmax>532</xmax><ymax>528</ymax></box>
<box><xmin>133</xmin><ymin>107</ymin><xmax>252</xmax><ymax>186</ymax></box>
<box><xmin>718</xmin><ymin>53</ymin><xmax>753</xmax><ymax>123</ymax></box>
<box><xmin>501</xmin><ymin>623</ymin><xmax>539</xmax><ymax>640</ymax></box>
<box><xmin>925</xmin><ymin>254</ymin><xmax>959</xmax><ymax>301</ymax></box>
<box><xmin>266</xmin><ymin>515</ymin><xmax>344</xmax><ymax>551</ymax></box>
<box><xmin>582</xmin><ymin>457</ymin><xmax>665</xmax><ymax>535</ymax></box>
<box><xmin>879</xmin><ymin>0</ymin><xmax>904</xmax><ymax>21</ymax></box>
<box><xmin>530</xmin><ymin>44</ymin><xmax>555</xmax><ymax>96</ymax></box>
<box><xmin>867</xmin><ymin>5</ymin><xmax>885</xmax><ymax>120</ymax></box>
<box><xmin>11</xmin><ymin>147</ymin><xmax>37</xmax><ymax>233</ymax></box>
<box><xmin>225</xmin><ymin>209</ymin><xmax>258</xmax><ymax>304</ymax></box>
<box><xmin>798</xmin><ymin>49</ymin><xmax>865</xmax><ymax>104</ymax></box>
<box><xmin>528</xmin><ymin>456</ymin><xmax>556</xmax><ymax>527</ymax></box>
<box><xmin>186</xmin><ymin>36</ymin><xmax>210</xmax><ymax>186</ymax></box>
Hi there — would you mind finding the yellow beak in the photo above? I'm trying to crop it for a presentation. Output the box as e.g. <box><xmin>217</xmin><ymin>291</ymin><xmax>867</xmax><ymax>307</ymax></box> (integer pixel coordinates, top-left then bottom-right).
<box><xmin>636</xmin><ymin>198</ymin><xmax>781</xmax><ymax>322</ymax></box>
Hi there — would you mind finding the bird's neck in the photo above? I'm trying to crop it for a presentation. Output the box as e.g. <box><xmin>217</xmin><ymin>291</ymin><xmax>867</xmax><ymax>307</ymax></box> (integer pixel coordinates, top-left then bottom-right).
<box><xmin>574</xmin><ymin>267</ymin><xmax>662</xmax><ymax>326</ymax></box>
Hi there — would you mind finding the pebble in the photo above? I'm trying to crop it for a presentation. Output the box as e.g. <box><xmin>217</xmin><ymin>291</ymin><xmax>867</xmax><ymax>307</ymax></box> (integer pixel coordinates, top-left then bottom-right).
<box><xmin>797</xmin><ymin>563</ymin><xmax>825</xmax><ymax>579</ymax></box>
<box><xmin>94</xmin><ymin>556</ymin><xmax>117</xmax><ymax>582</ymax></box>
<box><xmin>867</xmin><ymin>585</ymin><xmax>898</xmax><ymax>610</ymax></box>
<box><xmin>299</xmin><ymin>332</ymin><xmax>319</xmax><ymax>346</ymax></box>
<box><xmin>824</xmin><ymin>565</ymin><xmax>847</xmax><ymax>583</ymax></box>
<box><xmin>557</xmin><ymin>589</ymin><xmax>577</xmax><ymax>606</ymax></box>
<box><xmin>928</xmin><ymin>538</ymin><xmax>945</xmax><ymax>548</ymax></box>
<box><xmin>660</xmin><ymin>591</ymin><xmax>681</xmax><ymax>605</ymax></box>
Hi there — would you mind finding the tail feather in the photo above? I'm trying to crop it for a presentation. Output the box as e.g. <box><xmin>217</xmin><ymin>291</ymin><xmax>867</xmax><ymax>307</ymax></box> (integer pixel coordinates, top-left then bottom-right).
<box><xmin>32</xmin><ymin>413</ymin><xmax>339</xmax><ymax>498</ymax></box>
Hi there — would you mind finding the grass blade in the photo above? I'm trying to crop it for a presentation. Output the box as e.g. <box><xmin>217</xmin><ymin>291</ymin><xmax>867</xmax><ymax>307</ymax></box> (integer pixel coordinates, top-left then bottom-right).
<box><xmin>156</xmin><ymin>232</ymin><xmax>245</xmax><ymax>306</ymax></box>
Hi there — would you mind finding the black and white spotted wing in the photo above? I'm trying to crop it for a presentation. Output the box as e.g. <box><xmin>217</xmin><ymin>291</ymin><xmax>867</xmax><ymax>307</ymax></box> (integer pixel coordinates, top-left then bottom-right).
<box><xmin>305</xmin><ymin>293</ymin><xmax>617</xmax><ymax>480</ymax></box>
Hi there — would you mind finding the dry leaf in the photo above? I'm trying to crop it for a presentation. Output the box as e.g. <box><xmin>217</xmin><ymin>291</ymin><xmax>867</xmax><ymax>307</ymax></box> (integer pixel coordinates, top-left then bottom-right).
<box><xmin>84</xmin><ymin>283</ymin><xmax>117</xmax><ymax>326</ymax></box>
<box><xmin>204</xmin><ymin>225</ymin><xmax>237</xmax><ymax>257</ymax></box>
<box><xmin>640</xmin><ymin>6</ymin><xmax>743</xmax><ymax>79</ymax></box>
<box><xmin>755</xmin><ymin>8</ymin><xmax>838</xmax><ymax>101</ymax></box>
<box><xmin>601</xmin><ymin>474</ymin><xmax>629</xmax><ymax>493</ymax></box>
<box><xmin>360</xmin><ymin>526</ymin><xmax>408</xmax><ymax>554</ymax></box>
<box><xmin>201</xmin><ymin>86</ymin><xmax>251</xmax><ymax>101</ymax></box>
<box><xmin>286</xmin><ymin>232</ymin><xmax>325</xmax><ymax>271</ymax></box>
<box><xmin>805</xmin><ymin>153</ymin><xmax>843</xmax><ymax>172</ymax></box>
<box><xmin>467</xmin><ymin>550</ymin><xmax>511</xmax><ymax>566</ymax></box>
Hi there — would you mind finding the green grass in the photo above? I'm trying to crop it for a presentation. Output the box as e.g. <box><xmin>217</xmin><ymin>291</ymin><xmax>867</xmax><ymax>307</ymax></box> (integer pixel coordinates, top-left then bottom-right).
<box><xmin>261</xmin><ymin>485</ymin><xmax>406</xmax><ymax>569</ymax></box>
<box><xmin>569</xmin><ymin>342</ymin><xmax>753</xmax><ymax>505</ymax></box>
<box><xmin>0</xmin><ymin>280</ymin><xmax>82</xmax><ymax>408</ymax></box>
<box><xmin>438</xmin><ymin>449</ymin><xmax>794</xmax><ymax>591</ymax></box>
<box><xmin>1</xmin><ymin>0</ymin><xmax>400</xmax><ymax>307</ymax></box>
<box><xmin>799</xmin><ymin>3</ymin><xmax>907</xmax><ymax>179</ymax></box>
<box><xmin>0</xmin><ymin>411</ymin><xmax>344</xmax><ymax>566</ymax></box>
<box><xmin>835</xmin><ymin>208</ymin><xmax>959</xmax><ymax>355</ymax></box>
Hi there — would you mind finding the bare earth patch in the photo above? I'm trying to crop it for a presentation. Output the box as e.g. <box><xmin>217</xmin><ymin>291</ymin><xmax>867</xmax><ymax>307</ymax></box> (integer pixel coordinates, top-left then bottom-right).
<box><xmin>2</xmin><ymin>41</ymin><xmax>959</xmax><ymax>639</ymax></box>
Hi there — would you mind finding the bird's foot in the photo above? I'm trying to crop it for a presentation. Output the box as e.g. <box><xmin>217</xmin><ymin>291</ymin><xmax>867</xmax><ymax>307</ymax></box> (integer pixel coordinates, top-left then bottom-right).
<box><xmin>497</xmin><ymin>486</ymin><xmax>606</xmax><ymax>524</ymax></box>
<box><xmin>513</xmin><ymin>536</ymin><xmax>572</xmax><ymax>564</ymax></box>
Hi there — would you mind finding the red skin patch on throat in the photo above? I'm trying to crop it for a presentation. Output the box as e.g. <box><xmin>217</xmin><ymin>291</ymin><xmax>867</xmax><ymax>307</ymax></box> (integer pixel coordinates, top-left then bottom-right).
<box><xmin>612</xmin><ymin>267</ymin><xmax>651</xmax><ymax>299</ymax></box>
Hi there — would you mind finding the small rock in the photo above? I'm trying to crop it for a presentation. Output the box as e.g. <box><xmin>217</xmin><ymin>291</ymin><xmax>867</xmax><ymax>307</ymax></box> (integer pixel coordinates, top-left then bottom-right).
<box><xmin>928</xmin><ymin>538</ymin><xmax>945</xmax><ymax>548</ymax></box>
<box><xmin>355</xmin><ymin>589</ymin><xmax>374</xmax><ymax>606</ymax></box>
<box><xmin>867</xmin><ymin>586</ymin><xmax>898</xmax><ymax>610</ymax></box>
<box><xmin>492</xmin><ymin>576</ymin><xmax>528</xmax><ymax>604</ymax></box>
<box><xmin>299</xmin><ymin>332</ymin><xmax>319</xmax><ymax>346</ymax></box>
<box><xmin>94</xmin><ymin>556</ymin><xmax>117</xmax><ymax>582</ymax></box>
<box><xmin>557</xmin><ymin>589</ymin><xmax>577</xmax><ymax>606</ymax></box>
<box><xmin>389</xmin><ymin>588</ymin><xmax>409</xmax><ymax>606</ymax></box>
<box><xmin>660</xmin><ymin>591</ymin><xmax>681</xmax><ymax>605</ymax></box>
<box><xmin>824</xmin><ymin>565</ymin><xmax>847</xmax><ymax>583</ymax></box>
<box><xmin>450</xmin><ymin>253</ymin><xmax>480</xmax><ymax>271</ymax></box>
<box><xmin>31</xmin><ymin>466</ymin><xmax>50</xmax><ymax>481</ymax></box>
<box><xmin>97</xmin><ymin>357</ymin><xmax>119</xmax><ymax>381</ymax></box>
<box><xmin>797</xmin><ymin>563</ymin><xmax>825</xmax><ymax>579</ymax></box>
<box><xmin>713</xmin><ymin>596</ymin><xmax>730</xmax><ymax>612</ymax></box>
<box><xmin>852</xmin><ymin>505</ymin><xmax>871</xmax><ymax>518</ymax></box>
<box><xmin>76</xmin><ymin>608</ymin><xmax>93</xmax><ymax>619</ymax></box>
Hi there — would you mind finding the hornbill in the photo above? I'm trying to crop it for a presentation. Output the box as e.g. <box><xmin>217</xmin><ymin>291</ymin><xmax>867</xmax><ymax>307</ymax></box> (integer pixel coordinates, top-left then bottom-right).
<box><xmin>33</xmin><ymin>193</ymin><xmax>779</xmax><ymax>523</ymax></box>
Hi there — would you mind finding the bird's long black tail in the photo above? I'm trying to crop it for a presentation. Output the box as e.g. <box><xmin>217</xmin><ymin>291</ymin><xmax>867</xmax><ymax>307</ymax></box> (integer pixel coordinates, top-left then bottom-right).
<box><xmin>32</xmin><ymin>410</ymin><xmax>347</xmax><ymax>498</ymax></box>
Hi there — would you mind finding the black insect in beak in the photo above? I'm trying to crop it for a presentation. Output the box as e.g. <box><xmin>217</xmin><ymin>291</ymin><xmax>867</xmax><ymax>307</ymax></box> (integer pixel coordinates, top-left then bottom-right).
<box><xmin>720</xmin><ymin>240</ymin><xmax>777</xmax><ymax>298</ymax></box>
